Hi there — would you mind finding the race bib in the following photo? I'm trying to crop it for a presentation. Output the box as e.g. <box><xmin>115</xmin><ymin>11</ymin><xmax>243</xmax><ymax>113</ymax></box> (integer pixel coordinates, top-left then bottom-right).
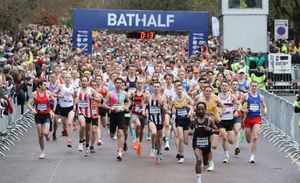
<box><xmin>37</xmin><ymin>104</ymin><xmax>47</xmax><ymax>111</ymax></box>
<box><xmin>177</xmin><ymin>108</ymin><xmax>188</xmax><ymax>117</ymax></box>
<box><xmin>78</xmin><ymin>100</ymin><xmax>89</xmax><ymax>108</ymax></box>
<box><xmin>196</xmin><ymin>137</ymin><xmax>209</xmax><ymax>148</ymax></box>
<box><xmin>249</xmin><ymin>103</ymin><xmax>259</xmax><ymax>112</ymax></box>
<box><xmin>92</xmin><ymin>108</ymin><xmax>98</xmax><ymax>115</ymax></box>
<box><xmin>63</xmin><ymin>96</ymin><xmax>72</xmax><ymax>102</ymax></box>
<box><xmin>150</xmin><ymin>107</ymin><xmax>161</xmax><ymax>114</ymax></box>
<box><xmin>134</xmin><ymin>105</ymin><xmax>143</xmax><ymax>113</ymax></box>
<box><xmin>224</xmin><ymin>107</ymin><xmax>233</xmax><ymax>114</ymax></box>
<box><xmin>113</xmin><ymin>104</ymin><xmax>123</xmax><ymax>112</ymax></box>
<box><xmin>128</xmin><ymin>87</ymin><xmax>136</xmax><ymax>93</ymax></box>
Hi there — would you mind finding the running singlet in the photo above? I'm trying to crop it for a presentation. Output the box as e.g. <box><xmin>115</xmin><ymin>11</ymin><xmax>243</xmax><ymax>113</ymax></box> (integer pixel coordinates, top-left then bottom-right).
<box><xmin>35</xmin><ymin>90</ymin><xmax>51</xmax><ymax>115</ymax></box>
<box><xmin>48</xmin><ymin>81</ymin><xmax>58</xmax><ymax>106</ymax></box>
<box><xmin>148</xmin><ymin>94</ymin><xmax>163</xmax><ymax>125</ymax></box>
<box><xmin>202</xmin><ymin>96</ymin><xmax>219</xmax><ymax>122</ymax></box>
<box><xmin>175</xmin><ymin>96</ymin><xmax>190</xmax><ymax>121</ymax></box>
<box><xmin>238</xmin><ymin>80</ymin><xmax>248</xmax><ymax>92</ymax></box>
<box><xmin>247</xmin><ymin>92</ymin><xmax>261</xmax><ymax>118</ymax></box>
<box><xmin>109</xmin><ymin>90</ymin><xmax>125</xmax><ymax>112</ymax></box>
<box><xmin>163</xmin><ymin>85</ymin><xmax>176</xmax><ymax>101</ymax></box>
<box><xmin>126</xmin><ymin>76</ymin><xmax>137</xmax><ymax>93</ymax></box>
<box><xmin>77</xmin><ymin>88</ymin><xmax>92</xmax><ymax>118</ymax></box>
<box><xmin>193</xmin><ymin>118</ymin><xmax>211</xmax><ymax>152</ymax></box>
<box><xmin>182</xmin><ymin>80</ymin><xmax>189</xmax><ymax>92</ymax></box>
<box><xmin>218</xmin><ymin>93</ymin><xmax>234</xmax><ymax>120</ymax></box>
<box><xmin>132</xmin><ymin>91</ymin><xmax>144</xmax><ymax>115</ymax></box>
<box><xmin>60</xmin><ymin>84</ymin><xmax>74</xmax><ymax>108</ymax></box>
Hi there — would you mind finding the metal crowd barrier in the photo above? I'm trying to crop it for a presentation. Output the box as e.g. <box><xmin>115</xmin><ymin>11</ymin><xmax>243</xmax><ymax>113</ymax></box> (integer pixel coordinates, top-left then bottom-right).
<box><xmin>259</xmin><ymin>90</ymin><xmax>300</xmax><ymax>169</ymax></box>
<box><xmin>266</xmin><ymin>67</ymin><xmax>300</xmax><ymax>93</ymax></box>
<box><xmin>0</xmin><ymin>89</ymin><xmax>35</xmax><ymax>156</ymax></box>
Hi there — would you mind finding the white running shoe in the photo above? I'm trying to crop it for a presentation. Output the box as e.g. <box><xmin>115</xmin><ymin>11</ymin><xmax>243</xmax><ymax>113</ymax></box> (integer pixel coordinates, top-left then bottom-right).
<box><xmin>39</xmin><ymin>152</ymin><xmax>45</xmax><ymax>159</ymax></box>
<box><xmin>78</xmin><ymin>143</ymin><xmax>83</xmax><ymax>151</ymax></box>
<box><xmin>150</xmin><ymin>149</ymin><xmax>156</xmax><ymax>158</ymax></box>
<box><xmin>164</xmin><ymin>141</ymin><xmax>170</xmax><ymax>151</ymax></box>
<box><xmin>249</xmin><ymin>155</ymin><xmax>255</xmax><ymax>164</ymax></box>
<box><xmin>178</xmin><ymin>157</ymin><xmax>184</xmax><ymax>164</ymax></box>
<box><xmin>112</xmin><ymin>134</ymin><xmax>118</xmax><ymax>140</ymax></box>
<box><xmin>84</xmin><ymin>147</ymin><xmax>89</xmax><ymax>157</ymax></box>
<box><xmin>207</xmin><ymin>161</ymin><xmax>215</xmax><ymax>171</ymax></box>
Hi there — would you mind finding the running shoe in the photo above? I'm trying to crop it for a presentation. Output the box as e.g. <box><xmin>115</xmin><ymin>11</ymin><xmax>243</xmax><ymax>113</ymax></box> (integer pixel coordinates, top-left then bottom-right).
<box><xmin>207</xmin><ymin>161</ymin><xmax>215</xmax><ymax>171</ymax></box>
<box><xmin>176</xmin><ymin>153</ymin><xmax>181</xmax><ymax>160</ymax></box>
<box><xmin>112</xmin><ymin>134</ymin><xmax>117</xmax><ymax>140</ymax></box>
<box><xmin>90</xmin><ymin>146</ymin><xmax>95</xmax><ymax>153</ymax></box>
<box><xmin>78</xmin><ymin>143</ymin><xmax>83</xmax><ymax>151</ymax></box>
<box><xmin>61</xmin><ymin>129</ymin><xmax>68</xmax><ymax>136</ymax></box>
<box><xmin>136</xmin><ymin>144</ymin><xmax>142</xmax><ymax>155</ymax></box>
<box><xmin>158</xmin><ymin>152</ymin><xmax>163</xmax><ymax>161</ymax></box>
<box><xmin>146</xmin><ymin>133</ymin><xmax>151</xmax><ymax>141</ymax></box>
<box><xmin>178</xmin><ymin>156</ymin><xmax>184</xmax><ymax>164</ymax></box>
<box><xmin>97</xmin><ymin>139</ymin><xmax>103</xmax><ymax>146</ymax></box>
<box><xmin>52</xmin><ymin>132</ymin><xmax>57</xmax><ymax>141</ymax></box>
<box><xmin>234</xmin><ymin>147</ymin><xmax>240</xmax><ymax>156</ymax></box>
<box><xmin>84</xmin><ymin>147</ymin><xmax>89</xmax><ymax>157</ymax></box>
<box><xmin>222</xmin><ymin>156</ymin><xmax>229</xmax><ymax>164</ymax></box>
<box><xmin>117</xmin><ymin>152</ymin><xmax>122</xmax><ymax>161</ymax></box>
<box><xmin>123</xmin><ymin>142</ymin><xmax>128</xmax><ymax>152</ymax></box>
<box><xmin>39</xmin><ymin>152</ymin><xmax>45</xmax><ymax>159</ymax></box>
<box><xmin>155</xmin><ymin>153</ymin><xmax>160</xmax><ymax>165</ymax></box>
<box><xmin>163</xmin><ymin>136</ymin><xmax>166</xmax><ymax>143</ymax></box>
<box><xmin>133</xmin><ymin>140</ymin><xmax>139</xmax><ymax>150</ymax></box>
<box><xmin>150</xmin><ymin>149</ymin><xmax>156</xmax><ymax>158</ymax></box>
<box><xmin>164</xmin><ymin>141</ymin><xmax>170</xmax><ymax>151</ymax></box>
<box><xmin>73</xmin><ymin>122</ymin><xmax>77</xmax><ymax>130</ymax></box>
<box><xmin>249</xmin><ymin>155</ymin><xmax>255</xmax><ymax>164</ymax></box>
<box><xmin>67</xmin><ymin>139</ymin><xmax>72</xmax><ymax>148</ymax></box>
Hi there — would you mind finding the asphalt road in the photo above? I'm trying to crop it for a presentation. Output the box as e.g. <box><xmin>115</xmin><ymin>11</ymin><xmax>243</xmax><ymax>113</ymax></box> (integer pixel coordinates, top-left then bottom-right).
<box><xmin>0</xmin><ymin>123</ymin><xmax>299</xmax><ymax>183</ymax></box>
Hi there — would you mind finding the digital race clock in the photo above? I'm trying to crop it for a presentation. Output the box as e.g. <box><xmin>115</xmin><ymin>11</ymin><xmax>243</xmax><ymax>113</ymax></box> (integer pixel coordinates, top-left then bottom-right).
<box><xmin>126</xmin><ymin>32</ymin><xmax>155</xmax><ymax>39</ymax></box>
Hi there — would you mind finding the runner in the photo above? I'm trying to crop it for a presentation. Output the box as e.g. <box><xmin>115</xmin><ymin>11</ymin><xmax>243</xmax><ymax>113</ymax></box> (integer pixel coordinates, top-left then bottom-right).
<box><xmin>218</xmin><ymin>80</ymin><xmax>242</xmax><ymax>163</ymax></box>
<box><xmin>102</xmin><ymin>77</ymin><xmax>131</xmax><ymax>161</ymax></box>
<box><xmin>145</xmin><ymin>81</ymin><xmax>168</xmax><ymax>164</ymax></box>
<box><xmin>162</xmin><ymin>73</ymin><xmax>176</xmax><ymax>151</ymax></box>
<box><xmin>130</xmin><ymin>78</ymin><xmax>148</xmax><ymax>155</ymax></box>
<box><xmin>191</xmin><ymin>102</ymin><xmax>218</xmax><ymax>183</ymax></box>
<box><xmin>53</xmin><ymin>73</ymin><xmax>76</xmax><ymax>147</ymax></box>
<box><xmin>47</xmin><ymin>72</ymin><xmax>59</xmax><ymax>140</ymax></box>
<box><xmin>240</xmin><ymin>81</ymin><xmax>267</xmax><ymax>163</ymax></box>
<box><xmin>27</xmin><ymin>79</ymin><xmax>57</xmax><ymax>159</ymax></box>
<box><xmin>170</xmin><ymin>84</ymin><xmax>194</xmax><ymax>164</ymax></box>
<box><xmin>73</xmin><ymin>76</ymin><xmax>101</xmax><ymax>156</ymax></box>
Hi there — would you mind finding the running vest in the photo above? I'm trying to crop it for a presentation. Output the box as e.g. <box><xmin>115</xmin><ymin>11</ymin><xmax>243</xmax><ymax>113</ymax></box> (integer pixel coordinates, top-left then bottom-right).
<box><xmin>60</xmin><ymin>84</ymin><xmax>74</xmax><ymax>108</ymax></box>
<box><xmin>175</xmin><ymin>96</ymin><xmax>190</xmax><ymax>120</ymax></box>
<box><xmin>148</xmin><ymin>94</ymin><xmax>163</xmax><ymax>125</ymax></box>
<box><xmin>163</xmin><ymin>85</ymin><xmax>176</xmax><ymax>101</ymax></box>
<box><xmin>77</xmin><ymin>88</ymin><xmax>92</xmax><ymax>118</ymax></box>
<box><xmin>238</xmin><ymin>79</ymin><xmax>248</xmax><ymax>92</ymax></box>
<box><xmin>193</xmin><ymin>118</ymin><xmax>211</xmax><ymax>149</ymax></box>
<box><xmin>182</xmin><ymin>80</ymin><xmax>189</xmax><ymax>92</ymax></box>
<box><xmin>132</xmin><ymin>91</ymin><xmax>144</xmax><ymax>115</ymax></box>
<box><xmin>109</xmin><ymin>90</ymin><xmax>125</xmax><ymax>112</ymax></box>
<box><xmin>218</xmin><ymin>93</ymin><xmax>234</xmax><ymax>120</ymax></box>
<box><xmin>247</xmin><ymin>92</ymin><xmax>261</xmax><ymax>118</ymax></box>
<box><xmin>35</xmin><ymin>90</ymin><xmax>51</xmax><ymax>115</ymax></box>
<box><xmin>202</xmin><ymin>96</ymin><xmax>219</xmax><ymax>121</ymax></box>
<box><xmin>91</xmin><ymin>99</ymin><xmax>99</xmax><ymax>119</ymax></box>
<box><xmin>126</xmin><ymin>75</ymin><xmax>137</xmax><ymax>93</ymax></box>
<box><xmin>48</xmin><ymin>80</ymin><xmax>58</xmax><ymax>105</ymax></box>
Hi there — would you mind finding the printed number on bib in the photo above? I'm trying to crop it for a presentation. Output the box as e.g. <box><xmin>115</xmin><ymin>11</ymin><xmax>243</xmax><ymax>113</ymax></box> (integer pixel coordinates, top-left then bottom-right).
<box><xmin>113</xmin><ymin>104</ymin><xmax>123</xmax><ymax>112</ymax></box>
<box><xmin>196</xmin><ymin>137</ymin><xmax>209</xmax><ymax>148</ymax></box>
<box><xmin>207</xmin><ymin>114</ymin><xmax>214</xmax><ymax>120</ymax></box>
<box><xmin>92</xmin><ymin>108</ymin><xmax>98</xmax><ymax>115</ymax></box>
<box><xmin>134</xmin><ymin>105</ymin><xmax>143</xmax><ymax>113</ymax></box>
<box><xmin>249</xmin><ymin>103</ymin><xmax>259</xmax><ymax>112</ymax></box>
<box><xmin>63</xmin><ymin>96</ymin><xmax>72</xmax><ymax>102</ymax></box>
<box><xmin>78</xmin><ymin>100</ymin><xmax>89</xmax><ymax>108</ymax></box>
<box><xmin>177</xmin><ymin>108</ymin><xmax>188</xmax><ymax>116</ymax></box>
<box><xmin>150</xmin><ymin>107</ymin><xmax>161</xmax><ymax>114</ymax></box>
<box><xmin>37</xmin><ymin>104</ymin><xmax>47</xmax><ymax>111</ymax></box>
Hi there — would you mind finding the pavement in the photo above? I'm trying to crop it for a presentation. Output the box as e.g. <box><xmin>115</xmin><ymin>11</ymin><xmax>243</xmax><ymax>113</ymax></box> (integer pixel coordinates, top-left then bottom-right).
<box><xmin>0</xmin><ymin>123</ymin><xmax>299</xmax><ymax>183</ymax></box>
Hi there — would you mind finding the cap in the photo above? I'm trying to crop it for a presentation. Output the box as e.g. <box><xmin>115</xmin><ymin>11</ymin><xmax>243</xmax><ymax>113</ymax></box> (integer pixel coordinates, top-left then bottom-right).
<box><xmin>217</xmin><ymin>62</ymin><xmax>223</xmax><ymax>66</ymax></box>
<box><xmin>238</xmin><ymin>69</ymin><xmax>245</xmax><ymax>74</ymax></box>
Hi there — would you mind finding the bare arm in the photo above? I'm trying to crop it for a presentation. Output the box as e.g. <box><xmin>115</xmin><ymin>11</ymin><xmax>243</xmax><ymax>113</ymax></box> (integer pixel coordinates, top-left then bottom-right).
<box><xmin>27</xmin><ymin>92</ymin><xmax>37</xmax><ymax>114</ymax></box>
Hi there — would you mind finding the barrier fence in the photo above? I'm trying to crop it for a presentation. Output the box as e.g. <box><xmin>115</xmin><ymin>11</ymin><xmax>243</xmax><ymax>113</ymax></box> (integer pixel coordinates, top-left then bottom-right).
<box><xmin>259</xmin><ymin>89</ymin><xmax>300</xmax><ymax>168</ymax></box>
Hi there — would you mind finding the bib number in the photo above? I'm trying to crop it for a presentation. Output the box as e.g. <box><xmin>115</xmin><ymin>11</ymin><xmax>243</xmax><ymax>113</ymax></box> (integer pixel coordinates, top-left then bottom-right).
<box><xmin>150</xmin><ymin>107</ymin><xmax>161</xmax><ymax>115</ymax></box>
<box><xmin>37</xmin><ymin>104</ymin><xmax>47</xmax><ymax>112</ymax></box>
<box><xmin>78</xmin><ymin>100</ymin><xmax>89</xmax><ymax>108</ymax></box>
<box><xmin>196</xmin><ymin>137</ymin><xmax>209</xmax><ymax>148</ymax></box>
<box><xmin>249</xmin><ymin>103</ymin><xmax>259</xmax><ymax>112</ymax></box>
<box><xmin>177</xmin><ymin>108</ymin><xmax>188</xmax><ymax>117</ymax></box>
<box><xmin>113</xmin><ymin>104</ymin><xmax>123</xmax><ymax>112</ymax></box>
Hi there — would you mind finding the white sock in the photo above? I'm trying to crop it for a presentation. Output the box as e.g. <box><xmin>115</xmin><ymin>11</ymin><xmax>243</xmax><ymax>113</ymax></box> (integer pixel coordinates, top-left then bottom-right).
<box><xmin>250</xmin><ymin>154</ymin><xmax>255</xmax><ymax>159</ymax></box>
<box><xmin>196</xmin><ymin>174</ymin><xmax>201</xmax><ymax>183</ymax></box>
<box><xmin>225</xmin><ymin>151</ymin><xmax>229</xmax><ymax>158</ymax></box>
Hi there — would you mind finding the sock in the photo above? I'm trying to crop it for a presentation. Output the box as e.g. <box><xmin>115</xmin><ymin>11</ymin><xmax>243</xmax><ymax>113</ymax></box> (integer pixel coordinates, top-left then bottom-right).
<box><xmin>225</xmin><ymin>151</ymin><xmax>229</xmax><ymax>158</ymax></box>
<box><xmin>250</xmin><ymin>154</ymin><xmax>255</xmax><ymax>159</ymax></box>
<box><xmin>86</xmin><ymin>144</ymin><xmax>89</xmax><ymax>148</ymax></box>
<box><xmin>196</xmin><ymin>174</ymin><xmax>201</xmax><ymax>183</ymax></box>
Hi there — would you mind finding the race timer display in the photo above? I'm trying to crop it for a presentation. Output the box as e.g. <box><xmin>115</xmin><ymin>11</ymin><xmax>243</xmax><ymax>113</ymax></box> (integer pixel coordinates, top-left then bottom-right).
<box><xmin>126</xmin><ymin>32</ymin><xmax>155</xmax><ymax>39</ymax></box>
